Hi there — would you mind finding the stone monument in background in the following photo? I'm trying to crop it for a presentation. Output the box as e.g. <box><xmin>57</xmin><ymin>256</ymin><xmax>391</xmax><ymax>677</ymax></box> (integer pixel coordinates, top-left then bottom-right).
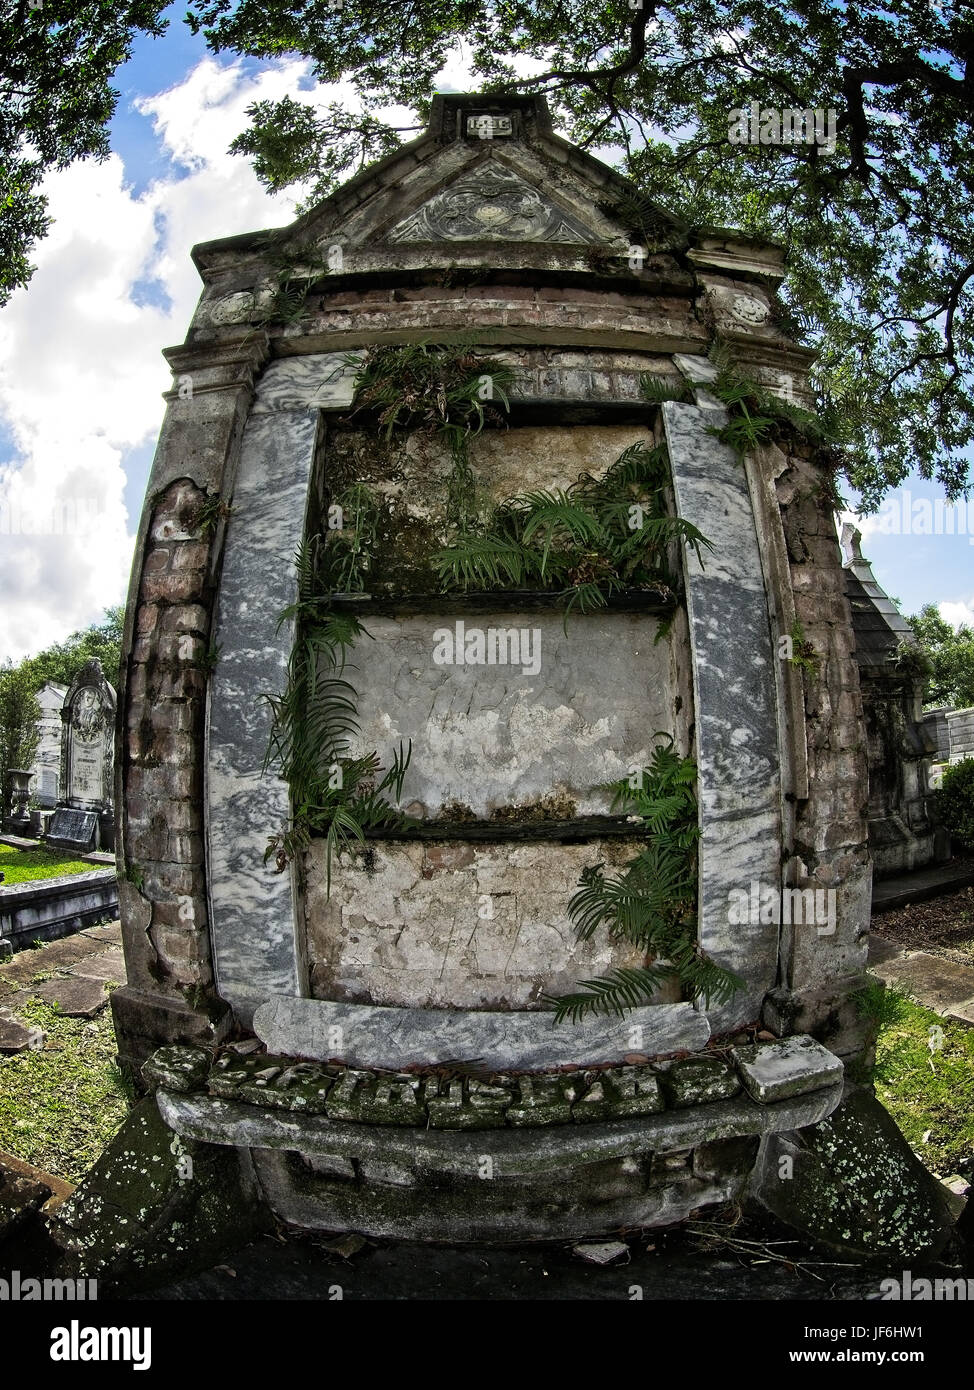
<box><xmin>45</xmin><ymin>659</ymin><xmax>117</xmax><ymax>853</ymax></box>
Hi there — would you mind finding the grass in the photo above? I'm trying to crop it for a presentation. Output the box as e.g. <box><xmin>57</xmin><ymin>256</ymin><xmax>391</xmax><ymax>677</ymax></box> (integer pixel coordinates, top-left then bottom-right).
<box><xmin>0</xmin><ymin>995</ymin><xmax>133</xmax><ymax>1183</ymax></box>
<box><xmin>0</xmin><ymin>843</ymin><xmax>95</xmax><ymax>885</ymax></box>
<box><xmin>860</xmin><ymin>982</ymin><xmax>974</xmax><ymax>1178</ymax></box>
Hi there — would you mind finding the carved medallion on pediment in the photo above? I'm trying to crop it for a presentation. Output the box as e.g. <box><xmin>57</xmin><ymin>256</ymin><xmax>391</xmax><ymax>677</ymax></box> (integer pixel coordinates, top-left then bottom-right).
<box><xmin>387</xmin><ymin>164</ymin><xmax>597</xmax><ymax>244</ymax></box>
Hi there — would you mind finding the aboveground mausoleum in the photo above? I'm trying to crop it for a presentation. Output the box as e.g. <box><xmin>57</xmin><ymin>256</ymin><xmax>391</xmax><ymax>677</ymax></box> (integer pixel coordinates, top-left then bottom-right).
<box><xmin>47</xmin><ymin>94</ymin><xmax>957</xmax><ymax>1279</ymax></box>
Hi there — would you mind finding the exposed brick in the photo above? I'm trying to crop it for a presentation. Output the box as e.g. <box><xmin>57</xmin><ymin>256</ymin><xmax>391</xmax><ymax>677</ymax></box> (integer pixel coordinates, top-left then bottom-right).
<box><xmin>160</xmin><ymin>603</ymin><xmax>209</xmax><ymax>635</ymax></box>
<box><xmin>166</xmin><ymin>764</ymin><xmax>201</xmax><ymax>801</ymax></box>
<box><xmin>130</xmin><ymin>826</ymin><xmax>167</xmax><ymax>861</ymax></box>
<box><xmin>157</xmin><ymin>633</ymin><xmax>205</xmax><ymax>665</ymax></box>
<box><xmin>126</xmin><ymin>728</ymin><xmax>148</xmax><ymax>761</ymax></box>
<box><xmin>152</xmin><ymin>865</ymin><xmax>206</xmax><ymax>898</ymax></box>
<box><xmin>169</xmin><ymin>832</ymin><xmax>204</xmax><ymax>865</ymax></box>
<box><xmin>152</xmin><ymin>701</ymin><xmax>197</xmax><ymax>733</ymax></box>
<box><xmin>140</xmin><ymin>571</ymin><xmax>202</xmax><ymax>604</ymax></box>
<box><xmin>171</xmin><ymin>541</ymin><xmax>210</xmax><ymax>572</ymax></box>
<box><xmin>157</xmin><ymin>669</ymin><xmax>207</xmax><ymax>700</ymax></box>
<box><xmin>165</xmin><ymin>802</ymin><xmax>202</xmax><ymax>833</ymax></box>
<box><xmin>137</xmin><ymin>604</ymin><xmax>160</xmax><ymax>634</ymax></box>
<box><xmin>154</xmin><ymin>931</ymin><xmax>199</xmax><ymax>966</ymax></box>
<box><xmin>151</xmin><ymin>730</ymin><xmax>194</xmax><ymax>765</ymax></box>
<box><xmin>143</xmin><ymin>549</ymin><xmax>171</xmax><ymax>575</ymax></box>
<box><xmin>128</xmin><ymin>665</ymin><xmax>148</xmax><ymax>704</ymax></box>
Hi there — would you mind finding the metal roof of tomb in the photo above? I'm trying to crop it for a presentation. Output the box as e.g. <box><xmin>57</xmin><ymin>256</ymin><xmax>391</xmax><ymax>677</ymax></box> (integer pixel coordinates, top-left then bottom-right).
<box><xmin>841</xmin><ymin>524</ymin><xmax>916</xmax><ymax>670</ymax></box>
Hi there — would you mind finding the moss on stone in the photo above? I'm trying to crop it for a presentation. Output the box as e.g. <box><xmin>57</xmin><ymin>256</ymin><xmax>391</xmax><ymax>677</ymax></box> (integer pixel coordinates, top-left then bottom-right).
<box><xmin>490</xmin><ymin>792</ymin><xmax>579</xmax><ymax>823</ymax></box>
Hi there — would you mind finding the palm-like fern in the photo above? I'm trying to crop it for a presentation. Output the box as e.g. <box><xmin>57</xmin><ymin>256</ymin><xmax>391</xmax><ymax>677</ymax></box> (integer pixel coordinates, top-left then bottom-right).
<box><xmin>263</xmin><ymin>535</ymin><xmax>413</xmax><ymax>891</ymax></box>
<box><xmin>343</xmin><ymin>341</ymin><xmax>516</xmax><ymax>443</ymax></box>
<box><xmin>434</xmin><ymin>439</ymin><xmax>712</xmax><ymax>618</ymax></box>
<box><xmin>545</xmin><ymin>738</ymin><xmax>743</xmax><ymax>1022</ymax></box>
<box><xmin>703</xmin><ymin>341</ymin><xmax>837</xmax><ymax>457</ymax></box>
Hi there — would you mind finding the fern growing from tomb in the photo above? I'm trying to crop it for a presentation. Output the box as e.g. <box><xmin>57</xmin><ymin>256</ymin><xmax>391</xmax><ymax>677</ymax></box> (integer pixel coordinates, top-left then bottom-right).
<box><xmin>545</xmin><ymin>738</ymin><xmax>743</xmax><ymax>1022</ymax></box>
<box><xmin>262</xmin><ymin>533</ymin><xmax>412</xmax><ymax>892</ymax></box>
<box><xmin>434</xmin><ymin>440</ymin><xmax>712</xmax><ymax>622</ymax></box>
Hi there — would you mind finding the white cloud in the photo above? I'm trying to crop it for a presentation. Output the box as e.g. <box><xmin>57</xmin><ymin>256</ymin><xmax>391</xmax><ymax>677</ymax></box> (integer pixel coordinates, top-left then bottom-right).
<box><xmin>0</xmin><ymin>58</ymin><xmax>316</xmax><ymax>664</ymax></box>
<box><xmin>939</xmin><ymin>599</ymin><xmax>974</xmax><ymax>631</ymax></box>
<box><xmin>0</xmin><ymin>44</ymin><xmax>500</xmax><ymax>664</ymax></box>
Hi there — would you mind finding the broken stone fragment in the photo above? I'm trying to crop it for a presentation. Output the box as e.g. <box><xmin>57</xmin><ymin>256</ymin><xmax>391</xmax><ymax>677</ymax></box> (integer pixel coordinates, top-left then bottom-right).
<box><xmin>573</xmin><ymin>1065</ymin><xmax>664</xmax><ymax>1121</ymax></box>
<box><xmin>239</xmin><ymin>1062</ymin><xmax>336</xmax><ymax>1113</ymax></box>
<box><xmin>208</xmin><ymin>1051</ymin><xmax>291</xmax><ymax>1099</ymax></box>
<box><xmin>657</xmin><ymin>1054</ymin><xmax>741</xmax><ymax>1109</ymax></box>
<box><xmin>572</xmin><ymin>1240</ymin><xmax>630</xmax><ymax>1266</ymax></box>
<box><xmin>425</xmin><ymin>1076</ymin><xmax>512</xmax><ymax>1130</ymax></box>
<box><xmin>730</xmin><ymin>1033</ymin><xmax>843</xmax><ymax>1103</ymax></box>
<box><xmin>142</xmin><ymin>1044</ymin><xmax>211</xmax><ymax>1093</ymax></box>
<box><xmin>506</xmin><ymin>1074</ymin><xmax>577</xmax><ymax>1127</ymax></box>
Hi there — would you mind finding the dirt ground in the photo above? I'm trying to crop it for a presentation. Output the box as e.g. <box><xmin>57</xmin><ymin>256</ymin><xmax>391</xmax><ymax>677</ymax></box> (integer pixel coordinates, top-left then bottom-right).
<box><xmin>874</xmin><ymin>879</ymin><xmax>974</xmax><ymax>965</ymax></box>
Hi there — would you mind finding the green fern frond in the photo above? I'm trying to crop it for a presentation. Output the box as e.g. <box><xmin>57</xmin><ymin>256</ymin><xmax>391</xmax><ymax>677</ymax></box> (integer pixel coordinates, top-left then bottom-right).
<box><xmin>543</xmin><ymin>966</ymin><xmax>679</xmax><ymax>1023</ymax></box>
<box><xmin>640</xmin><ymin>375</ymin><xmax>692</xmax><ymax>405</ymax></box>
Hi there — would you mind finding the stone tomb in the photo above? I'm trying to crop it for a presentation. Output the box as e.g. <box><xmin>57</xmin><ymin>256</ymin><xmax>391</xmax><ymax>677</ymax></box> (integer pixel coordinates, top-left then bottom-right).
<box><xmin>49</xmin><ymin>660</ymin><xmax>116</xmax><ymax>852</ymax></box>
<box><xmin>96</xmin><ymin>94</ymin><xmax>954</xmax><ymax>1260</ymax></box>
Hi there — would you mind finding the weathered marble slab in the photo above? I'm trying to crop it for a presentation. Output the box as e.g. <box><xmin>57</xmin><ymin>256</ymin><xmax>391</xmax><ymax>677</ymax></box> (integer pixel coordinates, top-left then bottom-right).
<box><xmin>346</xmin><ymin>610</ymin><xmax>674</xmax><ymax>816</ymax></box>
<box><xmin>253</xmin><ymin>995</ymin><xmax>710</xmax><ymax>1071</ymax></box>
<box><xmin>303</xmin><ymin>838</ymin><xmax>670</xmax><ymax>1010</ymax></box>
<box><xmin>207</xmin><ymin>353</ymin><xmax>359</xmax><ymax>1022</ymax></box>
<box><xmin>663</xmin><ymin>400</ymin><xmax>782</xmax><ymax>1028</ymax></box>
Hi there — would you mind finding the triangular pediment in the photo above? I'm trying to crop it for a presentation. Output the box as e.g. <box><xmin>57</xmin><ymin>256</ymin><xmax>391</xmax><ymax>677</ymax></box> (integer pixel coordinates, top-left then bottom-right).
<box><xmin>192</xmin><ymin>94</ymin><xmax>692</xmax><ymax>278</ymax></box>
<box><xmin>385</xmin><ymin>160</ymin><xmax>599</xmax><ymax>245</ymax></box>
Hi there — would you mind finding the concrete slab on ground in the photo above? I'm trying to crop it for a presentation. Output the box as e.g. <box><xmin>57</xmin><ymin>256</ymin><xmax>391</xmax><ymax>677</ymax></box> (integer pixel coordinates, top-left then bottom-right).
<box><xmin>35</xmin><ymin>975</ymin><xmax>109</xmax><ymax>1019</ymax></box>
<box><xmin>868</xmin><ymin>937</ymin><xmax>974</xmax><ymax>1025</ymax></box>
<box><xmin>0</xmin><ymin>1017</ymin><xmax>30</xmax><ymax>1052</ymax></box>
<box><xmin>873</xmin><ymin>858</ymin><xmax>974</xmax><ymax>913</ymax></box>
<box><xmin>80</xmin><ymin>921</ymin><xmax>122</xmax><ymax>946</ymax></box>
<box><xmin>72</xmin><ymin>950</ymin><xmax>126</xmax><ymax>984</ymax></box>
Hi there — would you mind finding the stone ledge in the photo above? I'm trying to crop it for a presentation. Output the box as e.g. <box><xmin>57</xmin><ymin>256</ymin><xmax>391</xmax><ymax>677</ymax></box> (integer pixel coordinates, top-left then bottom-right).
<box><xmin>157</xmin><ymin>1079</ymin><xmax>842</xmax><ymax>1177</ymax></box>
<box><xmin>147</xmin><ymin>1032</ymin><xmax>844</xmax><ymax>1136</ymax></box>
<box><xmin>0</xmin><ymin>870</ymin><xmax>119</xmax><ymax>952</ymax></box>
<box><xmin>252</xmin><ymin>995</ymin><xmax>710</xmax><ymax>1070</ymax></box>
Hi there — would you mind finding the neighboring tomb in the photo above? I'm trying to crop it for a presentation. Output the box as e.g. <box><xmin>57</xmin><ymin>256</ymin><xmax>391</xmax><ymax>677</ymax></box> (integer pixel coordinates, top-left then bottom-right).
<box><xmin>841</xmin><ymin>527</ymin><xmax>939</xmax><ymax>877</ymax></box>
<box><xmin>947</xmin><ymin>706</ymin><xmax>974</xmax><ymax>762</ymax></box>
<box><xmin>30</xmin><ymin>681</ymin><xmax>68</xmax><ymax>809</ymax></box>
<box><xmin>47</xmin><ymin>660</ymin><xmax>116</xmax><ymax>853</ymax></box>
<box><xmin>921</xmin><ymin>706</ymin><xmax>954</xmax><ymax>763</ymax></box>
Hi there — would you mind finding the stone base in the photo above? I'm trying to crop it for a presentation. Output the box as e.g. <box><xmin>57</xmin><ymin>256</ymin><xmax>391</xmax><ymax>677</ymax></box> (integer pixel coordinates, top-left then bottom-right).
<box><xmin>157</xmin><ymin>1069</ymin><xmax>843</xmax><ymax>1243</ymax></box>
<box><xmin>252</xmin><ymin>1141</ymin><xmax>758</xmax><ymax>1243</ymax></box>
<box><xmin>749</xmin><ymin>1084</ymin><xmax>959</xmax><ymax>1264</ymax></box>
<box><xmin>762</xmin><ymin>976</ymin><xmax>879</xmax><ymax>1073</ymax></box>
<box><xmin>45</xmin><ymin>1097</ymin><xmax>268</xmax><ymax>1293</ymax></box>
<box><xmin>110</xmin><ymin>986</ymin><xmax>232</xmax><ymax>1082</ymax></box>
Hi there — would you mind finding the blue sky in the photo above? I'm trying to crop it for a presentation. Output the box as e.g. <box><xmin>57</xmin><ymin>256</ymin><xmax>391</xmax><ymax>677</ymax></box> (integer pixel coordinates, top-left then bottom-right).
<box><xmin>0</xmin><ymin>15</ymin><xmax>971</xmax><ymax>662</ymax></box>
